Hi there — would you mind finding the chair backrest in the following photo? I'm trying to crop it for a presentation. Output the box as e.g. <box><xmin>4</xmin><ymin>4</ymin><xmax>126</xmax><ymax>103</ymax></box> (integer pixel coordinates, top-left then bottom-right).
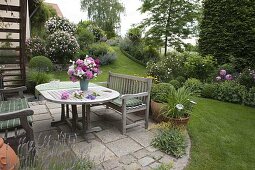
<box><xmin>107</xmin><ymin>72</ymin><xmax>152</xmax><ymax>95</ymax></box>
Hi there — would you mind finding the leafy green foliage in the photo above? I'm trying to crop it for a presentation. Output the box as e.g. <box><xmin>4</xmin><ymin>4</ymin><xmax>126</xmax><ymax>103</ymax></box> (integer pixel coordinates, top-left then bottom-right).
<box><xmin>76</xmin><ymin>26</ymin><xmax>95</xmax><ymax>49</ymax></box>
<box><xmin>127</xmin><ymin>27</ymin><xmax>142</xmax><ymax>43</ymax></box>
<box><xmin>169</xmin><ymin>79</ymin><xmax>181</xmax><ymax>89</ymax></box>
<box><xmin>147</xmin><ymin>52</ymin><xmax>185</xmax><ymax>82</ymax></box>
<box><xmin>176</xmin><ymin>76</ymin><xmax>186</xmax><ymax>86</ymax></box>
<box><xmin>184</xmin><ymin>52</ymin><xmax>216</xmax><ymax>81</ymax></box>
<box><xmin>162</xmin><ymin>87</ymin><xmax>195</xmax><ymax>118</ymax></box>
<box><xmin>214</xmin><ymin>81</ymin><xmax>246</xmax><ymax>104</ymax></box>
<box><xmin>80</xmin><ymin>0</ymin><xmax>125</xmax><ymax>38</ymax></box>
<box><xmin>201</xmin><ymin>83</ymin><xmax>218</xmax><ymax>99</ymax></box>
<box><xmin>140</xmin><ymin>0</ymin><xmax>200</xmax><ymax>56</ymax></box>
<box><xmin>244</xmin><ymin>87</ymin><xmax>255</xmax><ymax>107</ymax></box>
<box><xmin>29</xmin><ymin>56</ymin><xmax>53</xmax><ymax>72</ymax></box>
<box><xmin>199</xmin><ymin>0</ymin><xmax>255</xmax><ymax>69</ymax></box>
<box><xmin>151</xmin><ymin>83</ymin><xmax>174</xmax><ymax>103</ymax></box>
<box><xmin>26</xmin><ymin>72</ymin><xmax>52</xmax><ymax>93</ymax></box>
<box><xmin>87</xmin><ymin>43</ymin><xmax>116</xmax><ymax>65</ymax></box>
<box><xmin>184</xmin><ymin>78</ymin><xmax>203</xmax><ymax>96</ymax></box>
<box><xmin>152</xmin><ymin>128</ymin><xmax>186</xmax><ymax>158</ymax></box>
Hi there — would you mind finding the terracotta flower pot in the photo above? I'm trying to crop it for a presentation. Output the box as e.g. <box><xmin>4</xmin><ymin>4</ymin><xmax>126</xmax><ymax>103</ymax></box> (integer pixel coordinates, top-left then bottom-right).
<box><xmin>0</xmin><ymin>138</ymin><xmax>19</xmax><ymax>170</ymax></box>
<box><xmin>151</xmin><ymin>100</ymin><xmax>168</xmax><ymax>123</ymax></box>
<box><xmin>169</xmin><ymin>116</ymin><xmax>190</xmax><ymax>126</ymax></box>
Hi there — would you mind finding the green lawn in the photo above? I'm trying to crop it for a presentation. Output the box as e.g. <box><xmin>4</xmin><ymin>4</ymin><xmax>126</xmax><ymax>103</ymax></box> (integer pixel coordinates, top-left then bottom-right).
<box><xmin>187</xmin><ymin>97</ymin><xmax>255</xmax><ymax>170</ymax></box>
<box><xmin>53</xmin><ymin>47</ymin><xmax>147</xmax><ymax>82</ymax></box>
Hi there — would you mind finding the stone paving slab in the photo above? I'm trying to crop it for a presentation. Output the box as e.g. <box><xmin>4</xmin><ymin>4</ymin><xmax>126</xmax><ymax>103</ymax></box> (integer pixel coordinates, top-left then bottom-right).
<box><xmin>127</xmin><ymin>128</ymin><xmax>155</xmax><ymax>147</ymax></box>
<box><xmin>95</xmin><ymin>128</ymin><xmax>126</xmax><ymax>143</ymax></box>
<box><xmin>106</xmin><ymin>138</ymin><xmax>143</xmax><ymax>157</ymax></box>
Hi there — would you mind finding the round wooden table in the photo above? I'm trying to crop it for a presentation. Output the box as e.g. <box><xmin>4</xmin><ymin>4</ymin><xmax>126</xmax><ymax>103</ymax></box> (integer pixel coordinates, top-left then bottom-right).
<box><xmin>36</xmin><ymin>82</ymin><xmax>120</xmax><ymax>133</ymax></box>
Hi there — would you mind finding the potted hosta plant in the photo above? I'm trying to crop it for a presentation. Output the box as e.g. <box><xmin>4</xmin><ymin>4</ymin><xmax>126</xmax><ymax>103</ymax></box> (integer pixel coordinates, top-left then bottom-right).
<box><xmin>67</xmin><ymin>56</ymin><xmax>100</xmax><ymax>91</ymax></box>
<box><xmin>161</xmin><ymin>86</ymin><xmax>197</xmax><ymax>126</ymax></box>
<box><xmin>150</xmin><ymin>83</ymin><xmax>175</xmax><ymax>123</ymax></box>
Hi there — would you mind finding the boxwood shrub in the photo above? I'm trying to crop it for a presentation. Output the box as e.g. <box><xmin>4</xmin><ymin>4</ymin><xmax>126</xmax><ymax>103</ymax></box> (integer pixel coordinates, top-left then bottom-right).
<box><xmin>151</xmin><ymin>83</ymin><xmax>174</xmax><ymax>103</ymax></box>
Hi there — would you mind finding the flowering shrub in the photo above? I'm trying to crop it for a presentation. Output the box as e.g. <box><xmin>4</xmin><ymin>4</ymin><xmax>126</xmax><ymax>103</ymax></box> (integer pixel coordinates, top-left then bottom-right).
<box><xmin>147</xmin><ymin>52</ymin><xmax>185</xmax><ymax>82</ymax></box>
<box><xmin>67</xmin><ymin>57</ymin><xmax>100</xmax><ymax>82</ymax></box>
<box><xmin>46</xmin><ymin>31</ymin><xmax>79</xmax><ymax>63</ymax></box>
<box><xmin>45</xmin><ymin>17</ymin><xmax>76</xmax><ymax>35</ymax></box>
<box><xmin>25</xmin><ymin>37</ymin><xmax>46</xmax><ymax>58</ymax></box>
<box><xmin>237</xmin><ymin>68</ymin><xmax>255</xmax><ymax>89</ymax></box>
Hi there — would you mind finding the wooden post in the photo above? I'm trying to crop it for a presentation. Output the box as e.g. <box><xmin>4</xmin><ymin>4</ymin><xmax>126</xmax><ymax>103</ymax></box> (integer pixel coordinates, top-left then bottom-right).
<box><xmin>20</xmin><ymin>0</ymin><xmax>27</xmax><ymax>84</ymax></box>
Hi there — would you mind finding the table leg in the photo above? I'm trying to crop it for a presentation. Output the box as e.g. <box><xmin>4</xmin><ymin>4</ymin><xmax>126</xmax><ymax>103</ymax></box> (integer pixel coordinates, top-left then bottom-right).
<box><xmin>85</xmin><ymin>104</ymin><xmax>102</xmax><ymax>133</ymax></box>
<box><xmin>71</xmin><ymin>105</ymin><xmax>78</xmax><ymax>131</ymax></box>
<box><xmin>51</xmin><ymin>104</ymin><xmax>66</xmax><ymax>127</ymax></box>
<box><xmin>66</xmin><ymin>104</ymin><xmax>70</xmax><ymax>118</ymax></box>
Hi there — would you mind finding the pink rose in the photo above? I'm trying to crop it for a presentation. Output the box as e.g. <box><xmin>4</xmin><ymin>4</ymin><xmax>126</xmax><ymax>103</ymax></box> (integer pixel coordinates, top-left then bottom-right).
<box><xmin>93</xmin><ymin>68</ymin><xmax>98</xmax><ymax>73</ymax></box>
<box><xmin>95</xmin><ymin>59</ymin><xmax>100</xmax><ymax>65</ymax></box>
<box><xmin>82</xmin><ymin>65</ymin><xmax>88</xmax><ymax>72</ymax></box>
<box><xmin>85</xmin><ymin>70</ymin><xmax>93</xmax><ymax>79</ymax></box>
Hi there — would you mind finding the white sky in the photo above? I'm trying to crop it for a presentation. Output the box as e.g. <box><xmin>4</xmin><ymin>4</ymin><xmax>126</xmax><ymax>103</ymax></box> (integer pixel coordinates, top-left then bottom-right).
<box><xmin>44</xmin><ymin>0</ymin><xmax>146</xmax><ymax>36</ymax></box>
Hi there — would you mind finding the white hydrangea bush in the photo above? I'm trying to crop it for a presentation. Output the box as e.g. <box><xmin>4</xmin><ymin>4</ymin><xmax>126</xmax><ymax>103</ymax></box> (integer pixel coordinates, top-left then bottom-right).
<box><xmin>45</xmin><ymin>17</ymin><xmax>76</xmax><ymax>35</ymax></box>
<box><xmin>46</xmin><ymin>31</ymin><xmax>80</xmax><ymax>63</ymax></box>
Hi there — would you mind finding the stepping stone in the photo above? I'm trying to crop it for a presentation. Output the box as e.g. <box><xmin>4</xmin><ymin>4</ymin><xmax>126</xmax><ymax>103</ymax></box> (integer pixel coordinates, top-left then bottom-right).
<box><xmin>106</xmin><ymin>138</ymin><xmax>143</xmax><ymax>157</ymax></box>
<box><xmin>133</xmin><ymin>148</ymin><xmax>150</xmax><ymax>159</ymax></box>
<box><xmin>96</xmin><ymin>128</ymin><xmax>126</xmax><ymax>143</ymax></box>
<box><xmin>102</xmin><ymin>159</ymin><xmax>121</xmax><ymax>170</ymax></box>
<box><xmin>128</xmin><ymin>129</ymin><xmax>155</xmax><ymax>147</ymax></box>
<box><xmin>138</xmin><ymin>156</ymin><xmax>155</xmax><ymax>167</ymax></box>
<box><xmin>119</xmin><ymin>154</ymin><xmax>137</xmax><ymax>165</ymax></box>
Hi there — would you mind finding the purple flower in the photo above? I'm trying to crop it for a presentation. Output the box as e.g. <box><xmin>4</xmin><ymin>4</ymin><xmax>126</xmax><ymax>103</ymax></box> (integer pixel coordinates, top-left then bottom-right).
<box><xmin>216</xmin><ymin>76</ymin><xmax>221</xmax><ymax>81</ymax></box>
<box><xmin>225</xmin><ymin>74</ymin><xmax>233</xmax><ymax>80</ymax></box>
<box><xmin>220</xmin><ymin>70</ymin><xmax>227</xmax><ymax>76</ymax></box>
<box><xmin>61</xmin><ymin>92</ymin><xmax>70</xmax><ymax>100</ymax></box>
<box><xmin>70</xmin><ymin>76</ymin><xmax>78</xmax><ymax>82</ymax></box>
<box><xmin>95</xmin><ymin>59</ymin><xmax>100</xmax><ymax>65</ymax></box>
<box><xmin>86</xmin><ymin>70</ymin><xmax>93</xmax><ymax>79</ymax></box>
<box><xmin>76</xmin><ymin>59</ymin><xmax>84</xmax><ymax>66</ymax></box>
<box><xmin>86</xmin><ymin>94</ymin><xmax>96</xmax><ymax>100</ymax></box>
<box><xmin>82</xmin><ymin>65</ymin><xmax>88</xmax><ymax>72</ymax></box>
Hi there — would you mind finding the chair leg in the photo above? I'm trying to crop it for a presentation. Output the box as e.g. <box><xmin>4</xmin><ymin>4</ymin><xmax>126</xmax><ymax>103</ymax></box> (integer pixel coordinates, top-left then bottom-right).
<box><xmin>145</xmin><ymin>108</ymin><xmax>149</xmax><ymax>129</ymax></box>
<box><xmin>122</xmin><ymin>111</ymin><xmax>127</xmax><ymax>135</ymax></box>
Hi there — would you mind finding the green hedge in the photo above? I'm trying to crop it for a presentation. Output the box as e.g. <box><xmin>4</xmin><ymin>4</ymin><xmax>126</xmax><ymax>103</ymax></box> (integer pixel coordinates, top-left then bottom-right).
<box><xmin>120</xmin><ymin>48</ymin><xmax>146</xmax><ymax>66</ymax></box>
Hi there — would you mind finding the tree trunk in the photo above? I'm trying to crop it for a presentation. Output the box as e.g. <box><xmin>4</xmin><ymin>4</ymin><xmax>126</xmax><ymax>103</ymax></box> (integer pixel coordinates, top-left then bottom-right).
<box><xmin>164</xmin><ymin>0</ymin><xmax>173</xmax><ymax>57</ymax></box>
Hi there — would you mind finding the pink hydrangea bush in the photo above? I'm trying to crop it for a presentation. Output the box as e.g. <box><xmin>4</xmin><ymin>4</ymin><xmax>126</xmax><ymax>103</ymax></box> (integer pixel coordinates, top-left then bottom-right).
<box><xmin>67</xmin><ymin>56</ymin><xmax>100</xmax><ymax>82</ymax></box>
<box><xmin>216</xmin><ymin>69</ymin><xmax>233</xmax><ymax>81</ymax></box>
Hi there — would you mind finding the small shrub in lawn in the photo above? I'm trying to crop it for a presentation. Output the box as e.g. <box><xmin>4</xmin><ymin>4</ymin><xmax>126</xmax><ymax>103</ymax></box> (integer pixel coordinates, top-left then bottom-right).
<box><xmin>151</xmin><ymin>83</ymin><xmax>175</xmax><ymax>103</ymax></box>
<box><xmin>214</xmin><ymin>81</ymin><xmax>247</xmax><ymax>104</ymax></box>
<box><xmin>29</xmin><ymin>56</ymin><xmax>53</xmax><ymax>72</ymax></box>
<box><xmin>201</xmin><ymin>83</ymin><xmax>218</xmax><ymax>98</ymax></box>
<box><xmin>244</xmin><ymin>87</ymin><xmax>255</xmax><ymax>107</ymax></box>
<box><xmin>151</xmin><ymin>128</ymin><xmax>186</xmax><ymax>158</ymax></box>
<box><xmin>184</xmin><ymin>78</ymin><xmax>203</xmax><ymax>96</ymax></box>
<box><xmin>169</xmin><ymin>79</ymin><xmax>181</xmax><ymax>89</ymax></box>
<box><xmin>176</xmin><ymin>76</ymin><xmax>186</xmax><ymax>86</ymax></box>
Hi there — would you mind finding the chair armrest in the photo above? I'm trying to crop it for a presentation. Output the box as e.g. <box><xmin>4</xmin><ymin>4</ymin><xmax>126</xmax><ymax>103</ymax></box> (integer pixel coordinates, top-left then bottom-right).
<box><xmin>0</xmin><ymin>86</ymin><xmax>27</xmax><ymax>98</ymax></box>
<box><xmin>121</xmin><ymin>92</ymin><xmax>149</xmax><ymax>100</ymax></box>
<box><xmin>0</xmin><ymin>109</ymin><xmax>33</xmax><ymax>121</ymax></box>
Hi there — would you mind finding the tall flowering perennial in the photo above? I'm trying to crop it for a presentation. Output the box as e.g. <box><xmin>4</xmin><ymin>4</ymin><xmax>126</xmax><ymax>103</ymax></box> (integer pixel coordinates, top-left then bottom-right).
<box><xmin>67</xmin><ymin>56</ymin><xmax>100</xmax><ymax>82</ymax></box>
<box><xmin>25</xmin><ymin>37</ymin><xmax>46</xmax><ymax>58</ymax></box>
<box><xmin>216</xmin><ymin>69</ymin><xmax>233</xmax><ymax>81</ymax></box>
<box><xmin>46</xmin><ymin>31</ymin><xmax>80</xmax><ymax>63</ymax></box>
<box><xmin>45</xmin><ymin>17</ymin><xmax>76</xmax><ymax>35</ymax></box>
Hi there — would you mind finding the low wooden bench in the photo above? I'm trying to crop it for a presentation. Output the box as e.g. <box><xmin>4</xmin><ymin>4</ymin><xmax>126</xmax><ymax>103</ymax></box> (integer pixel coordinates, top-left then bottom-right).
<box><xmin>0</xmin><ymin>86</ymin><xmax>34</xmax><ymax>151</ymax></box>
<box><xmin>105</xmin><ymin>72</ymin><xmax>152</xmax><ymax>134</ymax></box>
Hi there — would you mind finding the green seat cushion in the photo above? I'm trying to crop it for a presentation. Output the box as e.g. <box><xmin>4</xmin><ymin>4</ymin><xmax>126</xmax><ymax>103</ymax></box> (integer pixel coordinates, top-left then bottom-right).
<box><xmin>112</xmin><ymin>97</ymin><xmax>143</xmax><ymax>107</ymax></box>
<box><xmin>0</xmin><ymin>98</ymin><xmax>33</xmax><ymax>130</ymax></box>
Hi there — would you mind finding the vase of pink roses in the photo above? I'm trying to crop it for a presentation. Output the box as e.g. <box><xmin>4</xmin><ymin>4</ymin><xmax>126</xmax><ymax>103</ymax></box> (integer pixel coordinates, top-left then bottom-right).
<box><xmin>67</xmin><ymin>56</ymin><xmax>100</xmax><ymax>91</ymax></box>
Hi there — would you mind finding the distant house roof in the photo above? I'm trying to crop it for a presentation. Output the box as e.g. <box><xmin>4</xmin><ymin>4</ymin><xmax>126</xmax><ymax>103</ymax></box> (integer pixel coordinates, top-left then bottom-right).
<box><xmin>45</xmin><ymin>3</ymin><xmax>63</xmax><ymax>17</ymax></box>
